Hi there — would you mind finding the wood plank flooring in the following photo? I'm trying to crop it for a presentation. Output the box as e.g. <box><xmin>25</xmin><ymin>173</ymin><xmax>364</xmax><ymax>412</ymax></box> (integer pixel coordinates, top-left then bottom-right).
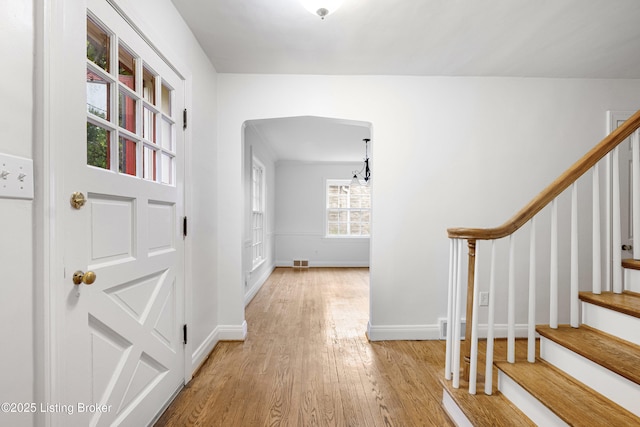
<box><xmin>154</xmin><ymin>267</ymin><xmax>455</xmax><ymax>426</ymax></box>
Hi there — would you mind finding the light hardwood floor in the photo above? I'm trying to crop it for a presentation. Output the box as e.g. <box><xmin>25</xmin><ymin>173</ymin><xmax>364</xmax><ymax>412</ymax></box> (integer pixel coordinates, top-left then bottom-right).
<box><xmin>155</xmin><ymin>267</ymin><xmax>455</xmax><ymax>426</ymax></box>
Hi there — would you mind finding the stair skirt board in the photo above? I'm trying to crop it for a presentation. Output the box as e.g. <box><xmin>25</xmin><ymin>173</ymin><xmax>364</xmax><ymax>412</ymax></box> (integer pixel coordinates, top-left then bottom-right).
<box><xmin>498</xmin><ymin>370</ymin><xmax>569</xmax><ymax>427</ymax></box>
<box><xmin>540</xmin><ymin>337</ymin><xmax>640</xmax><ymax>417</ymax></box>
<box><xmin>582</xmin><ymin>302</ymin><xmax>640</xmax><ymax>346</ymax></box>
<box><xmin>442</xmin><ymin>388</ymin><xmax>474</xmax><ymax>427</ymax></box>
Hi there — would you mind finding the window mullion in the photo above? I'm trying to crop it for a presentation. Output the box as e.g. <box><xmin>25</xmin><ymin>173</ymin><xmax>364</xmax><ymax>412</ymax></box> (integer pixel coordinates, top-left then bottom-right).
<box><xmin>109</xmin><ymin>33</ymin><xmax>119</xmax><ymax>172</ymax></box>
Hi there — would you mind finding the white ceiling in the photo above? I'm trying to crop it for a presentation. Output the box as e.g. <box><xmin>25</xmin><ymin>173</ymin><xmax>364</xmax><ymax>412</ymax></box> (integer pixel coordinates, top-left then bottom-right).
<box><xmin>246</xmin><ymin>116</ymin><xmax>371</xmax><ymax>163</ymax></box>
<box><xmin>171</xmin><ymin>0</ymin><xmax>640</xmax><ymax>162</ymax></box>
<box><xmin>171</xmin><ymin>0</ymin><xmax>640</xmax><ymax>78</ymax></box>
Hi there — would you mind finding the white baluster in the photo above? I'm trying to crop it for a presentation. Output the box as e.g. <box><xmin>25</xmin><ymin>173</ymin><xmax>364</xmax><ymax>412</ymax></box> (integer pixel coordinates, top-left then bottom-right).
<box><xmin>469</xmin><ymin>243</ymin><xmax>480</xmax><ymax>395</ymax></box>
<box><xmin>605</xmin><ymin>152</ymin><xmax>612</xmax><ymax>292</ymax></box>
<box><xmin>613</xmin><ymin>147</ymin><xmax>623</xmax><ymax>293</ymax></box>
<box><xmin>484</xmin><ymin>240</ymin><xmax>497</xmax><ymax>395</ymax></box>
<box><xmin>550</xmin><ymin>198</ymin><xmax>558</xmax><ymax>329</ymax></box>
<box><xmin>593</xmin><ymin>164</ymin><xmax>602</xmax><ymax>294</ymax></box>
<box><xmin>452</xmin><ymin>239</ymin><xmax>463</xmax><ymax>389</ymax></box>
<box><xmin>507</xmin><ymin>234</ymin><xmax>515</xmax><ymax>364</ymax></box>
<box><xmin>633</xmin><ymin>130</ymin><xmax>640</xmax><ymax>260</ymax></box>
<box><xmin>528</xmin><ymin>218</ymin><xmax>536</xmax><ymax>363</ymax></box>
<box><xmin>445</xmin><ymin>239</ymin><xmax>455</xmax><ymax>381</ymax></box>
<box><xmin>571</xmin><ymin>183</ymin><xmax>579</xmax><ymax>328</ymax></box>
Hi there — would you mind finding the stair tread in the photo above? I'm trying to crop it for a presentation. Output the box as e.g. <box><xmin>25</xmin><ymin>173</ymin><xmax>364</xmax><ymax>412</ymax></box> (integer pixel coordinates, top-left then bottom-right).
<box><xmin>579</xmin><ymin>291</ymin><xmax>640</xmax><ymax>319</ymax></box>
<box><xmin>537</xmin><ymin>324</ymin><xmax>640</xmax><ymax>385</ymax></box>
<box><xmin>442</xmin><ymin>380</ymin><xmax>535</xmax><ymax>426</ymax></box>
<box><xmin>496</xmin><ymin>359</ymin><xmax>640</xmax><ymax>426</ymax></box>
<box><xmin>622</xmin><ymin>258</ymin><xmax>640</xmax><ymax>270</ymax></box>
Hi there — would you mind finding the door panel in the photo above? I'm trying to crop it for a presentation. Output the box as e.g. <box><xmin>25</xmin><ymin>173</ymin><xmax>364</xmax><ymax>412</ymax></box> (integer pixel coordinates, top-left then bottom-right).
<box><xmin>59</xmin><ymin>0</ymin><xmax>185</xmax><ymax>425</ymax></box>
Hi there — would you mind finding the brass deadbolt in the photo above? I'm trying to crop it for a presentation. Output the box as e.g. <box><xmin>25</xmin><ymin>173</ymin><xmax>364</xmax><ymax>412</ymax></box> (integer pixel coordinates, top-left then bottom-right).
<box><xmin>73</xmin><ymin>270</ymin><xmax>97</xmax><ymax>285</ymax></box>
<box><xmin>70</xmin><ymin>192</ymin><xmax>87</xmax><ymax>209</ymax></box>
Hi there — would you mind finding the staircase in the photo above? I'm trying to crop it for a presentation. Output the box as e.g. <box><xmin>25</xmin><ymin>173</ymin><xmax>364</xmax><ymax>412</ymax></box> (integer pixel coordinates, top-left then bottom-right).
<box><xmin>441</xmin><ymin>110</ymin><xmax>640</xmax><ymax>426</ymax></box>
<box><xmin>443</xmin><ymin>290</ymin><xmax>640</xmax><ymax>426</ymax></box>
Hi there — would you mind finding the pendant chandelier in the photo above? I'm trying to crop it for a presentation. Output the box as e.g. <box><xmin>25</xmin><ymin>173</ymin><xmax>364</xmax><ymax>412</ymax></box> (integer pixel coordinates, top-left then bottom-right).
<box><xmin>351</xmin><ymin>138</ymin><xmax>371</xmax><ymax>186</ymax></box>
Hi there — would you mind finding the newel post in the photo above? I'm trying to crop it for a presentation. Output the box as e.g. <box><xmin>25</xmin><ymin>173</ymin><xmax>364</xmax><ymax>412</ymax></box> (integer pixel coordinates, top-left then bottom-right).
<box><xmin>463</xmin><ymin>239</ymin><xmax>476</xmax><ymax>381</ymax></box>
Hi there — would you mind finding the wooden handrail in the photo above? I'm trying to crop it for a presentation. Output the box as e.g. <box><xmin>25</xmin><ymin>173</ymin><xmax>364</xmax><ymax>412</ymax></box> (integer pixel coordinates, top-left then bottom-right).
<box><xmin>448</xmin><ymin>109</ymin><xmax>640</xmax><ymax>240</ymax></box>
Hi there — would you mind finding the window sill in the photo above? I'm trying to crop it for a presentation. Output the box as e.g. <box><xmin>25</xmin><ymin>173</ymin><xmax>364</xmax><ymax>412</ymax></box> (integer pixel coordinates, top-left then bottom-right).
<box><xmin>251</xmin><ymin>258</ymin><xmax>266</xmax><ymax>272</ymax></box>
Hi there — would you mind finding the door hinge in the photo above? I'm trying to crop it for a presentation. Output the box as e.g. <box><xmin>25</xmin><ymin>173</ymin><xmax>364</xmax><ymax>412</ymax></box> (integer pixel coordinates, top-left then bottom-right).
<box><xmin>183</xmin><ymin>216</ymin><xmax>188</xmax><ymax>238</ymax></box>
<box><xmin>183</xmin><ymin>109</ymin><xmax>187</xmax><ymax>130</ymax></box>
<box><xmin>183</xmin><ymin>324</ymin><xmax>188</xmax><ymax>345</ymax></box>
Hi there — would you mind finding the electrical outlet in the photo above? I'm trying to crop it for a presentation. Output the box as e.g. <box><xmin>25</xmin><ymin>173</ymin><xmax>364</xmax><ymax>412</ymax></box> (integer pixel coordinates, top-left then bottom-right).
<box><xmin>479</xmin><ymin>292</ymin><xmax>489</xmax><ymax>306</ymax></box>
<box><xmin>0</xmin><ymin>153</ymin><xmax>34</xmax><ymax>200</ymax></box>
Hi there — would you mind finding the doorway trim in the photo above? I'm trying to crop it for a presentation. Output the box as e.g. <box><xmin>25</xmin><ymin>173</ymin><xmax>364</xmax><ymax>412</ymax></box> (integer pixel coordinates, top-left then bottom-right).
<box><xmin>239</xmin><ymin>115</ymin><xmax>374</xmax><ymax>328</ymax></box>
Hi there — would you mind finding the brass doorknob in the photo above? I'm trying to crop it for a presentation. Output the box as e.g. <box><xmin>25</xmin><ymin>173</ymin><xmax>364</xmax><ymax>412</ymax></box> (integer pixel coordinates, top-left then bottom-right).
<box><xmin>72</xmin><ymin>270</ymin><xmax>97</xmax><ymax>285</ymax></box>
<box><xmin>70</xmin><ymin>192</ymin><xmax>87</xmax><ymax>209</ymax></box>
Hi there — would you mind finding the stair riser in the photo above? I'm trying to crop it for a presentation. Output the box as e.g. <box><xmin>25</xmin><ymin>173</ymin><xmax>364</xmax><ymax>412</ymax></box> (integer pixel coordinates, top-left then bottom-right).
<box><xmin>442</xmin><ymin>389</ymin><xmax>474</xmax><ymax>427</ymax></box>
<box><xmin>540</xmin><ymin>337</ymin><xmax>640</xmax><ymax>417</ymax></box>
<box><xmin>582</xmin><ymin>302</ymin><xmax>640</xmax><ymax>345</ymax></box>
<box><xmin>624</xmin><ymin>268</ymin><xmax>640</xmax><ymax>293</ymax></box>
<box><xmin>498</xmin><ymin>371</ymin><xmax>568</xmax><ymax>427</ymax></box>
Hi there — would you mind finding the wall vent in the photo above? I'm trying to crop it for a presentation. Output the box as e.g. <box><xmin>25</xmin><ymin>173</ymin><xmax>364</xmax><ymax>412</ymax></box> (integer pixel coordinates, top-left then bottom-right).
<box><xmin>293</xmin><ymin>259</ymin><xmax>309</xmax><ymax>269</ymax></box>
<box><xmin>439</xmin><ymin>318</ymin><xmax>466</xmax><ymax>340</ymax></box>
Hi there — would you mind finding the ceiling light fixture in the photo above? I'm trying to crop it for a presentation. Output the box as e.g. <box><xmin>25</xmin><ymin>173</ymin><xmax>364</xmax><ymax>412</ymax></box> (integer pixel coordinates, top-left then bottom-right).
<box><xmin>299</xmin><ymin>0</ymin><xmax>345</xmax><ymax>19</ymax></box>
<box><xmin>351</xmin><ymin>138</ymin><xmax>371</xmax><ymax>186</ymax></box>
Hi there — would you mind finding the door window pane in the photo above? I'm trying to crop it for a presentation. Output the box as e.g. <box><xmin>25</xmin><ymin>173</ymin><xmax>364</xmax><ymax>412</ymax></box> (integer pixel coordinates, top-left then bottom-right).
<box><xmin>87</xmin><ymin>122</ymin><xmax>110</xmax><ymax>169</ymax></box>
<box><xmin>118</xmin><ymin>137</ymin><xmax>137</xmax><ymax>176</ymax></box>
<box><xmin>161</xmin><ymin>153</ymin><xmax>173</xmax><ymax>185</ymax></box>
<box><xmin>161</xmin><ymin>83</ymin><xmax>171</xmax><ymax>116</ymax></box>
<box><xmin>161</xmin><ymin>118</ymin><xmax>173</xmax><ymax>150</ymax></box>
<box><xmin>143</xmin><ymin>146</ymin><xmax>157</xmax><ymax>181</ymax></box>
<box><xmin>118</xmin><ymin>91</ymin><xmax>136</xmax><ymax>132</ymax></box>
<box><xmin>87</xmin><ymin>17</ymin><xmax>109</xmax><ymax>72</ymax></box>
<box><xmin>143</xmin><ymin>67</ymin><xmax>155</xmax><ymax>104</ymax></box>
<box><xmin>143</xmin><ymin>107</ymin><xmax>156</xmax><ymax>142</ymax></box>
<box><xmin>86</xmin><ymin>69</ymin><xmax>110</xmax><ymax>120</ymax></box>
<box><xmin>118</xmin><ymin>44</ymin><xmax>136</xmax><ymax>90</ymax></box>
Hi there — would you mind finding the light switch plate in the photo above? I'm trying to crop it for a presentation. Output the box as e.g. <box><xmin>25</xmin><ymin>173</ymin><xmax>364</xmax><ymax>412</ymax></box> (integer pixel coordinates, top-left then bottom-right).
<box><xmin>0</xmin><ymin>153</ymin><xmax>34</xmax><ymax>200</ymax></box>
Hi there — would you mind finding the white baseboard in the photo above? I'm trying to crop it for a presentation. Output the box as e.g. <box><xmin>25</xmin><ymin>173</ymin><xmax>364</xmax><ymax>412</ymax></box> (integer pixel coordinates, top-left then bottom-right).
<box><xmin>190</xmin><ymin>321</ymin><xmax>248</xmax><ymax>375</ymax></box>
<box><xmin>245</xmin><ymin>263</ymin><xmax>275</xmax><ymax>306</ymax></box>
<box><xmin>191</xmin><ymin>328</ymin><xmax>219</xmax><ymax>374</ymax></box>
<box><xmin>368</xmin><ymin>321</ymin><xmax>530</xmax><ymax>341</ymax></box>
<box><xmin>276</xmin><ymin>260</ymin><xmax>369</xmax><ymax>268</ymax></box>
<box><xmin>367</xmin><ymin>322</ymin><xmax>441</xmax><ymax>341</ymax></box>
<box><xmin>218</xmin><ymin>320</ymin><xmax>248</xmax><ymax>341</ymax></box>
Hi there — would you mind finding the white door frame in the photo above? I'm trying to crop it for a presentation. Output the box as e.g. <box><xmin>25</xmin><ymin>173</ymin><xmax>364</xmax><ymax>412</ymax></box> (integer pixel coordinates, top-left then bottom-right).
<box><xmin>38</xmin><ymin>0</ymin><xmax>193</xmax><ymax>424</ymax></box>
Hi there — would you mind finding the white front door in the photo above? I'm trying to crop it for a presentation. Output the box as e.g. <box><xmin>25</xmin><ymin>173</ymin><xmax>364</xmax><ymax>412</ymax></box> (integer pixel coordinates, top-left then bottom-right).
<box><xmin>57</xmin><ymin>1</ymin><xmax>185</xmax><ymax>425</ymax></box>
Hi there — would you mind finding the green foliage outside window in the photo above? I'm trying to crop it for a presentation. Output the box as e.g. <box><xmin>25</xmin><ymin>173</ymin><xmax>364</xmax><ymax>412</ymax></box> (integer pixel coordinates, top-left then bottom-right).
<box><xmin>87</xmin><ymin>120</ymin><xmax>108</xmax><ymax>169</ymax></box>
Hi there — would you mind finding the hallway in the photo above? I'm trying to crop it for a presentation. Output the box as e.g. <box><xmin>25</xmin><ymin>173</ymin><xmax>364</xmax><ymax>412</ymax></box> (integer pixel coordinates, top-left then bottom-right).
<box><xmin>155</xmin><ymin>267</ymin><xmax>454</xmax><ymax>426</ymax></box>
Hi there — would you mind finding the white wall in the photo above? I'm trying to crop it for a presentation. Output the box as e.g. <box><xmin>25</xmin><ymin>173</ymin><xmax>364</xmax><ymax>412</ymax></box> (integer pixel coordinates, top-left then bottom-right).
<box><xmin>0</xmin><ymin>2</ymin><xmax>35</xmax><ymax>425</ymax></box>
<box><xmin>217</xmin><ymin>74</ymin><xmax>640</xmax><ymax>340</ymax></box>
<box><xmin>243</xmin><ymin>124</ymin><xmax>276</xmax><ymax>304</ymax></box>
<box><xmin>275</xmin><ymin>162</ymin><xmax>370</xmax><ymax>267</ymax></box>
